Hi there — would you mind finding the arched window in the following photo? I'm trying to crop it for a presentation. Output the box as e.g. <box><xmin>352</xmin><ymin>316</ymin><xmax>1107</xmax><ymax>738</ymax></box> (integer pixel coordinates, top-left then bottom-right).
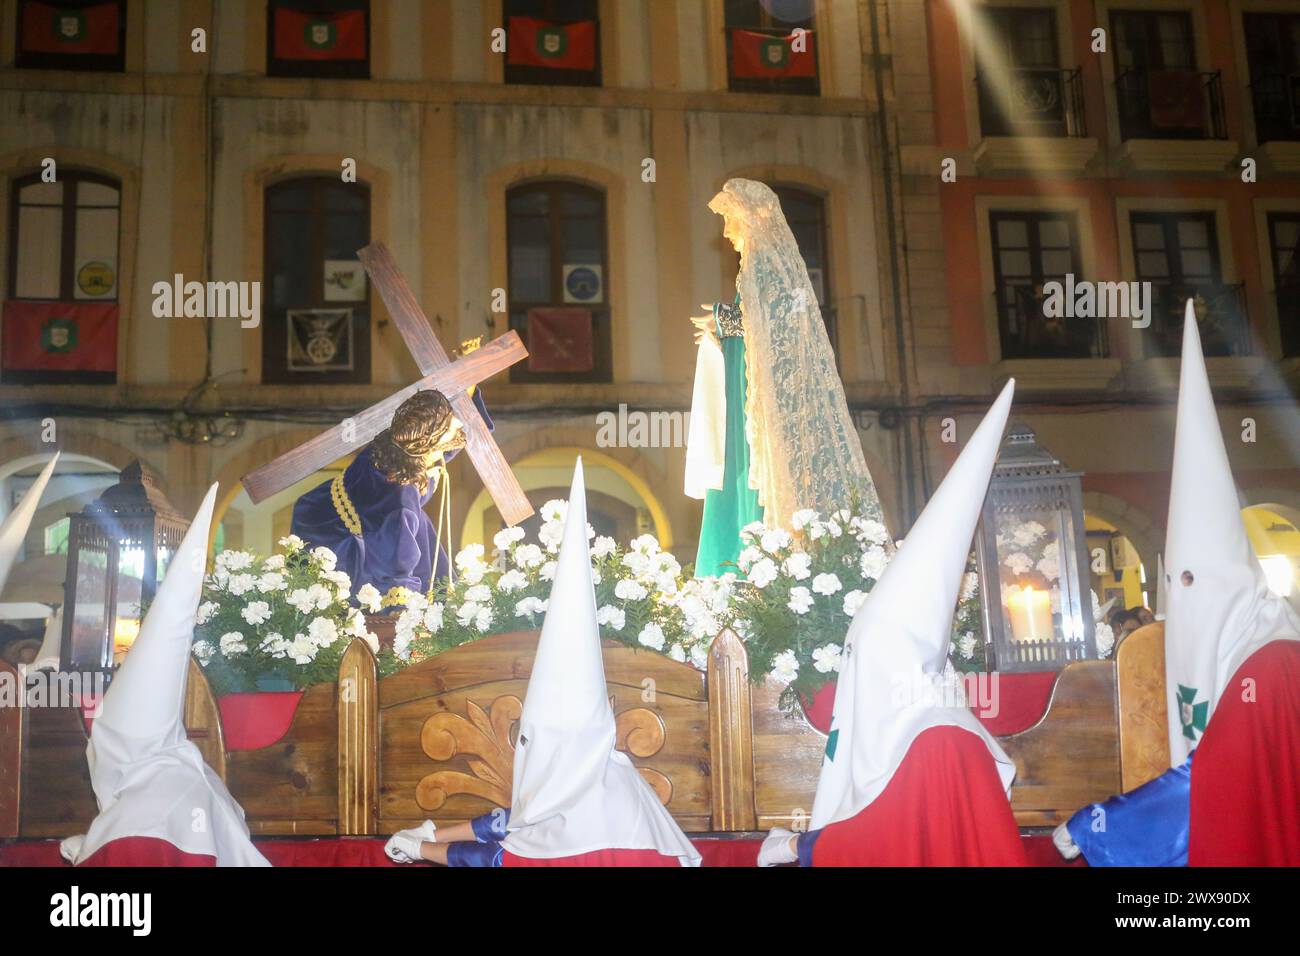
<box><xmin>4</xmin><ymin>169</ymin><xmax>120</xmax><ymax>383</ymax></box>
<box><xmin>772</xmin><ymin>185</ymin><xmax>835</xmax><ymax>352</ymax></box>
<box><xmin>262</xmin><ymin>176</ymin><xmax>371</xmax><ymax>384</ymax></box>
<box><xmin>506</xmin><ymin>181</ymin><xmax>611</xmax><ymax>382</ymax></box>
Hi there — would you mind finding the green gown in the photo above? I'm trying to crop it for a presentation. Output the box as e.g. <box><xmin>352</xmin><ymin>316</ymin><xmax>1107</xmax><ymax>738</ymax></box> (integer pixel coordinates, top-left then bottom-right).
<box><xmin>694</xmin><ymin>300</ymin><xmax>764</xmax><ymax>578</ymax></box>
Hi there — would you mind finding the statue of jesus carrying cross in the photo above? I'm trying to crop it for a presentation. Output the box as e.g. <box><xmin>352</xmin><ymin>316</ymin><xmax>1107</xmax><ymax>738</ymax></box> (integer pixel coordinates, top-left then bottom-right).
<box><xmin>240</xmin><ymin>242</ymin><xmax>534</xmax><ymax>606</ymax></box>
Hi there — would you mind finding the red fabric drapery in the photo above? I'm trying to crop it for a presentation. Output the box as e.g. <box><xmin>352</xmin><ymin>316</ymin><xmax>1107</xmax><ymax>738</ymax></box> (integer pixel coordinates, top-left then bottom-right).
<box><xmin>502</xmin><ymin>848</ymin><xmax>680</xmax><ymax>867</ymax></box>
<box><xmin>1188</xmin><ymin>640</ymin><xmax>1300</xmax><ymax>866</ymax></box>
<box><xmin>812</xmin><ymin>726</ymin><xmax>1028</xmax><ymax>866</ymax></box>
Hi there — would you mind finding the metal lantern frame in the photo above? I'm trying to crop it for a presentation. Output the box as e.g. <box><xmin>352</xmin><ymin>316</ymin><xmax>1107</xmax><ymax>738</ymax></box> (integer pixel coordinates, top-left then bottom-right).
<box><xmin>59</xmin><ymin>461</ymin><xmax>190</xmax><ymax>675</ymax></box>
<box><xmin>975</xmin><ymin>423</ymin><xmax>1097</xmax><ymax>672</ymax></box>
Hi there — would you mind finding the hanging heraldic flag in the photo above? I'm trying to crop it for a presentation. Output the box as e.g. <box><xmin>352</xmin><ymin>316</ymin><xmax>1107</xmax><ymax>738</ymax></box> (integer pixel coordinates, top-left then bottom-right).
<box><xmin>273</xmin><ymin>6</ymin><xmax>367</xmax><ymax>62</ymax></box>
<box><xmin>19</xmin><ymin>0</ymin><xmax>123</xmax><ymax>58</ymax></box>
<box><xmin>507</xmin><ymin>17</ymin><xmax>597</xmax><ymax>71</ymax></box>
<box><xmin>527</xmin><ymin>307</ymin><xmax>594</xmax><ymax>373</ymax></box>
<box><xmin>730</xmin><ymin>28</ymin><xmax>817</xmax><ymax>79</ymax></box>
<box><xmin>1</xmin><ymin>301</ymin><xmax>118</xmax><ymax>375</ymax></box>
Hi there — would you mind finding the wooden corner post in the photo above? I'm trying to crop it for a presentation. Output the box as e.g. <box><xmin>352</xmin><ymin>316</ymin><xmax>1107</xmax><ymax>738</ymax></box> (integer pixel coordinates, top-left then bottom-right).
<box><xmin>706</xmin><ymin>628</ymin><xmax>757</xmax><ymax>831</ymax></box>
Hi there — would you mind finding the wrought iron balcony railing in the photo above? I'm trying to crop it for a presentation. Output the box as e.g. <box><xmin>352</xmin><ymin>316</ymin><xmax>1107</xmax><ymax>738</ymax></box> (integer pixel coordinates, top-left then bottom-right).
<box><xmin>994</xmin><ymin>281</ymin><xmax>1109</xmax><ymax>360</ymax></box>
<box><xmin>1116</xmin><ymin>68</ymin><xmax>1227</xmax><ymax>141</ymax></box>
<box><xmin>1249</xmin><ymin>72</ymin><xmax>1300</xmax><ymax>144</ymax></box>
<box><xmin>977</xmin><ymin>67</ymin><xmax>1087</xmax><ymax>139</ymax></box>
<box><xmin>1143</xmin><ymin>282</ymin><xmax>1249</xmax><ymax>358</ymax></box>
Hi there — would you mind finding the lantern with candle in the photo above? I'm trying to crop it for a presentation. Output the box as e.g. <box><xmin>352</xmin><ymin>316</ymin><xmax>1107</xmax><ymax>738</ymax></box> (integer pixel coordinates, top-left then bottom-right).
<box><xmin>974</xmin><ymin>423</ymin><xmax>1097</xmax><ymax>671</ymax></box>
<box><xmin>60</xmin><ymin>461</ymin><xmax>191</xmax><ymax>677</ymax></box>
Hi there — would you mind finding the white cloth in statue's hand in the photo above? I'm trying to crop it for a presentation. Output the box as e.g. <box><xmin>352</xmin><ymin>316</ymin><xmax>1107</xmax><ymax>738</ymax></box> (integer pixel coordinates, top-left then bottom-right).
<box><xmin>59</xmin><ymin>834</ymin><xmax>85</xmax><ymax>864</ymax></box>
<box><xmin>1052</xmin><ymin>822</ymin><xmax>1081</xmax><ymax>860</ymax></box>
<box><xmin>757</xmin><ymin>827</ymin><xmax>799</xmax><ymax>867</ymax></box>
<box><xmin>684</xmin><ymin>329</ymin><xmax>726</xmax><ymax>500</ymax></box>
<box><xmin>384</xmin><ymin>820</ymin><xmax>437</xmax><ymax>863</ymax></box>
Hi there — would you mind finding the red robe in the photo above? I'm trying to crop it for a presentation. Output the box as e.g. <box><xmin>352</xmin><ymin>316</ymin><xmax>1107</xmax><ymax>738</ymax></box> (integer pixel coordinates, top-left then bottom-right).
<box><xmin>78</xmin><ymin>836</ymin><xmax>215</xmax><ymax>867</ymax></box>
<box><xmin>812</xmin><ymin>725</ymin><xmax>1027</xmax><ymax>866</ymax></box>
<box><xmin>502</xmin><ymin>848</ymin><xmax>680</xmax><ymax>867</ymax></box>
<box><xmin>1188</xmin><ymin>640</ymin><xmax>1300</xmax><ymax>866</ymax></box>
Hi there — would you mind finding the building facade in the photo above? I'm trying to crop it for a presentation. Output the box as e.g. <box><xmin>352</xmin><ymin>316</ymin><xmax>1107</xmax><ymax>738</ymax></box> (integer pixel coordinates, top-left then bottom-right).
<box><xmin>0</xmin><ymin>0</ymin><xmax>1297</xmax><ymax>613</ymax></box>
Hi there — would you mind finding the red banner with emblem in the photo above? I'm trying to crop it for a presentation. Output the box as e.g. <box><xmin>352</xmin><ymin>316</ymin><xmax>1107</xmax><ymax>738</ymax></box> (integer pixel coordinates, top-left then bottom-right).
<box><xmin>20</xmin><ymin>1</ymin><xmax>121</xmax><ymax>56</ymax></box>
<box><xmin>730</xmin><ymin>28</ymin><xmax>816</xmax><ymax>79</ymax></box>
<box><xmin>527</xmin><ymin>308</ymin><xmax>593</xmax><ymax>373</ymax></box>
<box><xmin>2</xmin><ymin>301</ymin><xmax>118</xmax><ymax>373</ymax></box>
<box><xmin>273</xmin><ymin>7</ymin><xmax>367</xmax><ymax>61</ymax></box>
<box><xmin>507</xmin><ymin>17</ymin><xmax>597</xmax><ymax>70</ymax></box>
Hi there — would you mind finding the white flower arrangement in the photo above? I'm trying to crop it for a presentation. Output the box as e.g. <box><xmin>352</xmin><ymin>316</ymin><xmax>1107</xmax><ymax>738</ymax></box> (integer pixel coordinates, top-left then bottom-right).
<box><xmin>192</xmin><ymin>543</ymin><xmax>385</xmax><ymax>695</ymax></box>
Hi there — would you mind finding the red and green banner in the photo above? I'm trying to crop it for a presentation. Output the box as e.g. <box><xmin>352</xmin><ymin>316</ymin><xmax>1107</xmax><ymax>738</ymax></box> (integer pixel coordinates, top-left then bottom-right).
<box><xmin>273</xmin><ymin>7</ymin><xmax>367</xmax><ymax>62</ymax></box>
<box><xmin>20</xmin><ymin>1</ymin><xmax>121</xmax><ymax>56</ymax></box>
<box><xmin>2</xmin><ymin>301</ymin><xmax>117</xmax><ymax>374</ymax></box>
<box><xmin>527</xmin><ymin>308</ymin><xmax>593</xmax><ymax>373</ymax></box>
<box><xmin>507</xmin><ymin>17</ymin><xmax>597</xmax><ymax>71</ymax></box>
<box><xmin>730</xmin><ymin>28</ymin><xmax>816</xmax><ymax>79</ymax></box>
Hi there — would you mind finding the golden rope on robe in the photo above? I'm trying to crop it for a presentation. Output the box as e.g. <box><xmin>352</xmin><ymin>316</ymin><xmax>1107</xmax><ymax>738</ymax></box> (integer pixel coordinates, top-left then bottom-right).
<box><xmin>330</xmin><ymin>475</ymin><xmax>363</xmax><ymax>536</ymax></box>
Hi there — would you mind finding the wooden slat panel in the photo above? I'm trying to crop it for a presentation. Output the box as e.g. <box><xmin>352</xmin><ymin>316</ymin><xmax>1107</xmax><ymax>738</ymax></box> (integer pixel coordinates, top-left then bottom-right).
<box><xmin>224</xmin><ymin>682</ymin><xmax>339</xmax><ymax>832</ymax></box>
<box><xmin>751</xmin><ymin>677</ymin><xmax>823</xmax><ymax>832</ymax></box>
<box><xmin>1117</xmin><ymin>622</ymin><xmax>1170</xmax><ymax>792</ymax></box>
<box><xmin>999</xmin><ymin>660</ymin><xmax>1121</xmax><ymax>827</ymax></box>
<box><xmin>240</xmin><ymin>333</ymin><xmax>525</xmax><ymax>504</ymax></box>
<box><xmin>19</xmin><ymin>704</ymin><xmax>97</xmax><ymax>838</ymax></box>
<box><xmin>184</xmin><ymin>657</ymin><xmax>226</xmax><ymax>781</ymax></box>
<box><xmin>0</xmin><ymin>660</ymin><xmax>21</xmax><ymax>837</ymax></box>
<box><xmin>707</xmin><ymin>629</ymin><xmax>757</xmax><ymax>831</ymax></box>
<box><xmin>338</xmin><ymin>638</ymin><xmax>379</xmax><ymax>835</ymax></box>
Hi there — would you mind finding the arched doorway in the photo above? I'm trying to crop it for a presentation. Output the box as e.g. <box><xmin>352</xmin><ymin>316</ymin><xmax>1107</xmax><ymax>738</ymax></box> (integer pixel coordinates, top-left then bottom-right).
<box><xmin>1242</xmin><ymin>504</ymin><xmax>1300</xmax><ymax>599</ymax></box>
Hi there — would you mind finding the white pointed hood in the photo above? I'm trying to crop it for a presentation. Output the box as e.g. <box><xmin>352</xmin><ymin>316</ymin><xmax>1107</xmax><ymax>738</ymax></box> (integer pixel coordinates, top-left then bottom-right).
<box><xmin>0</xmin><ymin>454</ymin><xmax>59</xmax><ymax>596</ymax></box>
<box><xmin>1163</xmin><ymin>304</ymin><xmax>1300</xmax><ymax>766</ymax></box>
<box><xmin>75</xmin><ymin>484</ymin><xmax>269</xmax><ymax>866</ymax></box>
<box><xmin>503</xmin><ymin>459</ymin><xmax>700</xmax><ymax>865</ymax></box>
<box><xmin>1154</xmin><ymin>554</ymin><xmax>1167</xmax><ymax>622</ymax></box>
<box><xmin>811</xmin><ymin>381</ymin><xmax>1018</xmax><ymax>830</ymax></box>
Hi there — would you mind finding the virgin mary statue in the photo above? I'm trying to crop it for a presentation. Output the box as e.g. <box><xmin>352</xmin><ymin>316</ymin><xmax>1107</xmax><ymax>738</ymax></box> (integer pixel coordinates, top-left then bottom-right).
<box><xmin>686</xmin><ymin>178</ymin><xmax>883</xmax><ymax>577</ymax></box>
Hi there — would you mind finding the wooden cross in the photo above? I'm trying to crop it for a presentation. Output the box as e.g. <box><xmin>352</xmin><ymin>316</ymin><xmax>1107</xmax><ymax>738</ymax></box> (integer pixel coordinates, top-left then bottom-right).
<box><xmin>241</xmin><ymin>242</ymin><xmax>535</xmax><ymax>525</ymax></box>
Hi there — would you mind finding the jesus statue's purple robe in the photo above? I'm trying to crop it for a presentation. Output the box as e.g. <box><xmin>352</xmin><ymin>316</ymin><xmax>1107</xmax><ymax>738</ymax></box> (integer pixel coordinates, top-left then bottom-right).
<box><xmin>290</xmin><ymin>391</ymin><xmax>492</xmax><ymax>601</ymax></box>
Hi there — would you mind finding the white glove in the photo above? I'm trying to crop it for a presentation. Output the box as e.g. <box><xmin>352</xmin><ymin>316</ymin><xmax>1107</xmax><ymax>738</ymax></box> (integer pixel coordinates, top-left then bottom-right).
<box><xmin>1052</xmin><ymin>822</ymin><xmax>1081</xmax><ymax>860</ymax></box>
<box><xmin>59</xmin><ymin>834</ymin><xmax>85</xmax><ymax>864</ymax></box>
<box><xmin>384</xmin><ymin>820</ymin><xmax>437</xmax><ymax>863</ymax></box>
<box><xmin>757</xmin><ymin>827</ymin><xmax>799</xmax><ymax>867</ymax></box>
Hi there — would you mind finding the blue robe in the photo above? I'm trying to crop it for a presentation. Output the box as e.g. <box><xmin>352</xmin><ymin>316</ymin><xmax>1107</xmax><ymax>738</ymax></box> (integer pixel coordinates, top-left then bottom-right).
<box><xmin>1065</xmin><ymin>754</ymin><xmax>1193</xmax><ymax>867</ymax></box>
<box><xmin>291</xmin><ymin>391</ymin><xmax>491</xmax><ymax>600</ymax></box>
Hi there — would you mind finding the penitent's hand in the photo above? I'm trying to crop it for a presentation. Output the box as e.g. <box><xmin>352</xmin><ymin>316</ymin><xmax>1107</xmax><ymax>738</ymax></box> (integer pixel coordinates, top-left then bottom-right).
<box><xmin>690</xmin><ymin>304</ymin><xmax>717</xmax><ymax>347</ymax></box>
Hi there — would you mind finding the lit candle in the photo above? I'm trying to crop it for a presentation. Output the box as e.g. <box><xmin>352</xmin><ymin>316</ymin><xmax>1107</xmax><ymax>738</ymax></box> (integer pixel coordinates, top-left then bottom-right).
<box><xmin>1008</xmin><ymin>586</ymin><xmax>1053</xmax><ymax>642</ymax></box>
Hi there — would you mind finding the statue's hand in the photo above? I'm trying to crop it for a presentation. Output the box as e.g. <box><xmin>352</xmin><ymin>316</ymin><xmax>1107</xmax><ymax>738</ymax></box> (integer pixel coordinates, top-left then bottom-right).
<box><xmin>690</xmin><ymin>305</ymin><xmax>717</xmax><ymax>347</ymax></box>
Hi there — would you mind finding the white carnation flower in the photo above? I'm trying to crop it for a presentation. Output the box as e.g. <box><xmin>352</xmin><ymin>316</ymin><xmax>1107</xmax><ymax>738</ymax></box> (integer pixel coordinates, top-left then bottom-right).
<box><xmin>496</xmin><ymin>569</ymin><xmax>528</xmax><ymax>592</ymax></box>
<box><xmin>278</xmin><ymin>534</ymin><xmax>305</xmax><ymax>552</ymax></box>
<box><xmin>306</xmin><ymin>584</ymin><xmax>334</xmax><ymax>610</ymax></box>
<box><xmin>739</xmin><ymin>521</ymin><xmax>765</xmax><ymax>543</ymax></box>
<box><xmin>760</xmin><ymin>528</ymin><xmax>792</xmax><ymax>553</ymax></box>
<box><xmin>455</xmin><ymin>543</ymin><xmax>485</xmax><ymax>569</ymax></box>
<box><xmin>812</xmin><ymin>573</ymin><xmax>842</xmax><ymax>596</ymax></box>
<box><xmin>356</xmin><ymin>583</ymin><xmax>383</xmax><ymax>613</ymax></box>
<box><xmin>226</xmin><ymin>573</ymin><xmax>257</xmax><ymax>596</ymax></box>
<box><xmin>218</xmin><ymin>632</ymin><xmax>247</xmax><ymax>655</ymax></box>
<box><xmin>196</xmin><ymin>601</ymin><xmax>219</xmax><ymax>626</ymax></box>
<box><xmin>241</xmin><ymin>601</ymin><xmax>272</xmax><ymax>626</ymax></box>
<box><xmin>790</xmin><ymin>509</ymin><xmax>819</xmax><ymax>531</ymax></box>
<box><xmin>464</xmin><ymin>583</ymin><xmax>491</xmax><ymax>604</ymax></box>
<box><xmin>346</xmin><ymin>608</ymin><xmax>369</xmax><ymax>639</ymax></box>
<box><xmin>1012</xmin><ymin>521</ymin><xmax>1047</xmax><ymax>546</ymax></box>
<box><xmin>668</xmin><ymin>644</ymin><xmax>687</xmax><ymax>663</ymax></box>
<box><xmin>787</xmin><ymin>586</ymin><xmax>814</xmax><ymax>615</ymax></box>
<box><xmin>842</xmin><ymin>589</ymin><xmax>867</xmax><ymax>616</ymax></box>
<box><xmin>783</xmin><ymin>552</ymin><xmax>812</xmax><ymax>580</ymax></box>
<box><xmin>958</xmin><ymin>632</ymin><xmax>978</xmax><ymax>660</ymax></box>
<box><xmin>959</xmin><ymin>572</ymin><xmax>979</xmax><ymax>602</ymax></box>
<box><xmin>217</xmin><ymin>550</ymin><xmax>255</xmax><ymax>571</ymax></box>
<box><xmin>597</xmin><ymin>605</ymin><xmax>625</xmax><ymax>631</ymax></box>
<box><xmin>748</xmin><ymin>558</ymin><xmax>778</xmax><ymax>588</ymax></box>
<box><xmin>615</xmin><ymin>579</ymin><xmax>648</xmax><ymax>601</ymax></box>
<box><xmin>540</xmin><ymin>498</ymin><xmax>568</xmax><ymax>523</ymax></box>
<box><xmin>307</xmin><ymin>617</ymin><xmax>339</xmax><ymax>647</ymax></box>
<box><xmin>812</xmin><ymin>643</ymin><xmax>842</xmax><ymax>674</ymax></box>
<box><xmin>310</xmin><ymin>546</ymin><xmax>337</xmax><ymax>572</ymax></box>
<box><xmin>493</xmin><ymin>526</ymin><xmax>526</xmax><ymax>551</ymax></box>
<box><xmin>538</xmin><ymin>521</ymin><xmax>565</xmax><ymax>552</ymax></box>
<box><xmin>289</xmin><ymin>633</ymin><xmax>317</xmax><ymax>664</ymax></box>
<box><xmin>808</xmin><ymin>520</ymin><xmax>827</xmax><ymax>540</ymax></box>
<box><xmin>515</xmin><ymin>596</ymin><xmax>547</xmax><ymax>618</ymax></box>
<box><xmin>637</xmin><ymin>622</ymin><xmax>666</xmax><ymax>650</ymax></box>
<box><xmin>1095</xmin><ymin>622</ymin><xmax>1116</xmax><ymax>658</ymax></box>
<box><xmin>629</xmin><ymin>534</ymin><xmax>660</xmax><ymax>556</ymax></box>
<box><xmin>456</xmin><ymin>602</ymin><xmax>481</xmax><ymax>627</ymax></box>
<box><xmin>261</xmin><ymin>554</ymin><xmax>286</xmax><ymax>572</ymax></box>
<box><xmin>192</xmin><ymin>640</ymin><xmax>216</xmax><ymax>665</ymax></box>
<box><xmin>540</xmin><ymin>561</ymin><xmax>558</xmax><ymax>582</ymax></box>
<box><xmin>854</xmin><ymin>518</ymin><xmax>890</xmax><ymax>545</ymax></box>
<box><xmin>260</xmin><ymin>632</ymin><xmax>289</xmax><ymax>658</ymax></box>
<box><xmin>859</xmin><ymin>545</ymin><xmax>889</xmax><ymax>580</ymax></box>
<box><xmin>473</xmin><ymin>606</ymin><xmax>494</xmax><ymax>633</ymax></box>
<box><xmin>690</xmin><ymin>643</ymin><xmax>710</xmax><ymax>670</ymax></box>
<box><xmin>736</xmin><ymin>546</ymin><xmax>762</xmax><ymax>573</ymax></box>
<box><xmin>770</xmin><ymin>649</ymin><xmax>800</xmax><ymax>684</ymax></box>
<box><xmin>257</xmin><ymin>572</ymin><xmax>287</xmax><ymax>593</ymax></box>
<box><xmin>513</xmin><ymin>544</ymin><xmax>545</xmax><ymax>569</ymax></box>
<box><xmin>423</xmin><ymin>603</ymin><xmax>445</xmax><ymax>633</ymax></box>
<box><xmin>590</xmin><ymin>535</ymin><xmax>616</xmax><ymax>559</ymax></box>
